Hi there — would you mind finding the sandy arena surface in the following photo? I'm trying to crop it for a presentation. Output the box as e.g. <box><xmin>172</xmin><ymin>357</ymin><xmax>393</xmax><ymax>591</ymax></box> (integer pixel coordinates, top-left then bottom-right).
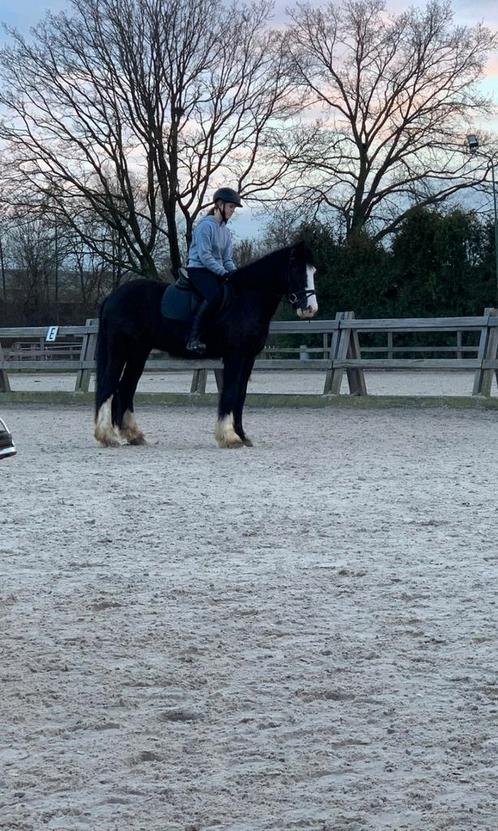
<box><xmin>1</xmin><ymin>399</ymin><xmax>498</xmax><ymax>831</ymax></box>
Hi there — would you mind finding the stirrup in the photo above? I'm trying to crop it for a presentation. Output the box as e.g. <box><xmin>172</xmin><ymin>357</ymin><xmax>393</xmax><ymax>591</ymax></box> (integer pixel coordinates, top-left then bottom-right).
<box><xmin>186</xmin><ymin>338</ymin><xmax>207</xmax><ymax>356</ymax></box>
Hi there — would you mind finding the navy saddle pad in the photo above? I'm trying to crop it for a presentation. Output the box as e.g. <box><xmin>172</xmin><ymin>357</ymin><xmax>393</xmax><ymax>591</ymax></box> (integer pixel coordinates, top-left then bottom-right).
<box><xmin>160</xmin><ymin>282</ymin><xmax>200</xmax><ymax>322</ymax></box>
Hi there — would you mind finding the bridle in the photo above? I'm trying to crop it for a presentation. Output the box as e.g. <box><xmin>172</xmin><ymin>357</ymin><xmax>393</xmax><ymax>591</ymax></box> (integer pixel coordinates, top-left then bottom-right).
<box><xmin>286</xmin><ymin>247</ymin><xmax>315</xmax><ymax>309</ymax></box>
<box><xmin>287</xmin><ymin>288</ymin><xmax>316</xmax><ymax>309</ymax></box>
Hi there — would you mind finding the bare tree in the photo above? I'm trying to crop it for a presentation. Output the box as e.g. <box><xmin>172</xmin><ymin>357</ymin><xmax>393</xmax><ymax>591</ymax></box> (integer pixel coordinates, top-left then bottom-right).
<box><xmin>5</xmin><ymin>220</ymin><xmax>58</xmax><ymax>321</ymax></box>
<box><xmin>0</xmin><ymin>231</ymin><xmax>7</xmax><ymax>301</ymax></box>
<box><xmin>69</xmin><ymin>242</ymin><xmax>115</xmax><ymax>307</ymax></box>
<box><xmin>283</xmin><ymin>0</ymin><xmax>497</xmax><ymax>239</ymax></box>
<box><xmin>0</xmin><ymin>0</ymin><xmax>296</xmax><ymax>276</ymax></box>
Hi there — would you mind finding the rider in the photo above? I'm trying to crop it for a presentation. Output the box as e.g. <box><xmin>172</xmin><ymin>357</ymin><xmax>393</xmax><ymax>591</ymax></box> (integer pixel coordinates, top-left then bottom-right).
<box><xmin>186</xmin><ymin>187</ymin><xmax>242</xmax><ymax>355</ymax></box>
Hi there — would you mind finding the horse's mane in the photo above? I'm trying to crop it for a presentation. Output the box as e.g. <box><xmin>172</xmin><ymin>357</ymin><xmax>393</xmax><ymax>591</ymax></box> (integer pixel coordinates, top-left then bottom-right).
<box><xmin>234</xmin><ymin>243</ymin><xmax>290</xmax><ymax>275</ymax></box>
<box><xmin>231</xmin><ymin>241</ymin><xmax>310</xmax><ymax>288</ymax></box>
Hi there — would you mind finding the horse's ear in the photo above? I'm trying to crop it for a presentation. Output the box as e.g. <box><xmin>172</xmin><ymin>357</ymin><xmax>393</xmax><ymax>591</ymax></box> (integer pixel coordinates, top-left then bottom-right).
<box><xmin>297</xmin><ymin>239</ymin><xmax>314</xmax><ymax>265</ymax></box>
<box><xmin>289</xmin><ymin>239</ymin><xmax>304</xmax><ymax>260</ymax></box>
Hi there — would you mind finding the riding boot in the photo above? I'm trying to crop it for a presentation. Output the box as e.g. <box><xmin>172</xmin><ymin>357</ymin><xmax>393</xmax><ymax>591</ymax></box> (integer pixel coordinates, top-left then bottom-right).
<box><xmin>186</xmin><ymin>299</ymin><xmax>210</xmax><ymax>355</ymax></box>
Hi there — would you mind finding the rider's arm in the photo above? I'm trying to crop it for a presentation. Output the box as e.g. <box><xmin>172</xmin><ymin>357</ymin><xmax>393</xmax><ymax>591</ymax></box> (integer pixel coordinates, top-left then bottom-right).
<box><xmin>222</xmin><ymin>233</ymin><xmax>236</xmax><ymax>273</ymax></box>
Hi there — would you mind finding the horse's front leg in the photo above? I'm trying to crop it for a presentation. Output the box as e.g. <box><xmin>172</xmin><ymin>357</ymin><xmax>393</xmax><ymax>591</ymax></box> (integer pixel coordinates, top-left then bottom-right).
<box><xmin>233</xmin><ymin>357</ymin><xmax>255</xmax><ymax>447</ymax></box>
<box><xmin>215</xmin><ymin>356</ymin><xmax>248</xmax><ymax>448</ymax></box>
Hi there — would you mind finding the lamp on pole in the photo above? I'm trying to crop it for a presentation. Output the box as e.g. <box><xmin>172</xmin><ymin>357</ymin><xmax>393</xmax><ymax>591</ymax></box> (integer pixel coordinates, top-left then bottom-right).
<box><xmin>466</xmin><ymin>133</ymin><xmax>498</xmax><ymax>302</ymax></box>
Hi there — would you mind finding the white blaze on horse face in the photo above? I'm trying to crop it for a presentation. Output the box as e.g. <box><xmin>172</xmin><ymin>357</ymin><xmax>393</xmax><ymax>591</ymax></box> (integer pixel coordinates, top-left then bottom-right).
<box><xmin>297</xmin><ymin>265</ymin><xmax>318</xmax><ymax>319</ymax></box>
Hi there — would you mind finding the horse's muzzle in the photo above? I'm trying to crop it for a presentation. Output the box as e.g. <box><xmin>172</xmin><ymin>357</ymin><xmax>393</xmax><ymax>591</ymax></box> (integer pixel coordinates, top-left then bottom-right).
<box><xmin>289</xmin><ymin>289</ymin><xmax>318</xmax><ymax>319</ymax></box>
<box><xmin>296</xmin><ymin>301</ymin><xmax>318</xmax><ymax>319</ymax></box>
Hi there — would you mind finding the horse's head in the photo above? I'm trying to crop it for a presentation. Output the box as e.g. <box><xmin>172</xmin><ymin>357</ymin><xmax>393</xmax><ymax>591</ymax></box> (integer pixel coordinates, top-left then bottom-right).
<box><xmin>287</xmin><ymin>241</ymin><xmax>318</xmax><ymax>319</ymax></box>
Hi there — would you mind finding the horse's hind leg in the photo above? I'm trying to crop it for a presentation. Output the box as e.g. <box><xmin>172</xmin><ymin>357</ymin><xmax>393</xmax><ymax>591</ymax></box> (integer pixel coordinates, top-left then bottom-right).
<box><xmin>115</xmin><ymin>347</ymin><xmax>150</xmax><ymax>445</ymax></box>
<box><xmin>95</xmin><ymin>347</ymin><xmax>127</xmax><ymax>447</ymax></box>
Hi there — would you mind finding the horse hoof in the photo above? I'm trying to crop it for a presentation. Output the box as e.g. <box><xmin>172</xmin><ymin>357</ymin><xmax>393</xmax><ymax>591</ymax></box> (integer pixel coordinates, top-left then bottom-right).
<box><xmin>95</xmin><ymin>434</ymin><xmax>121</xmax><ymax>448</ymax></box>
<box><xmin>215</xmin><ymin>415</ymin><xmax>244</xmax><ymax>448</ymax></box>
<box><xmin>227</xmin><ymin>438</ymin><xmax>244</xmax><ymax>449</ymax></box>
<box><xmin>242</xmin><ymin>436</ymin><xmax>253</xmax><ymax>447</ymax></box>
<box><xmin>217</xmin><ymin>434</ymin><xmax>244</xmax><ymax>449</ymax></box>
<box><xmin>127</xmin><ymin>434</ymin><xmax>147</xmax><ymax>446</ymax></box>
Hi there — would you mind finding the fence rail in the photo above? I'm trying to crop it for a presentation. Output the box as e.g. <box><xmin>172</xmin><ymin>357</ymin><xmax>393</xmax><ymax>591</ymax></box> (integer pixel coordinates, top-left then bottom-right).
<box><xmin>1</xmin><ymin>309</ymin><xmax>497</xmax><ymax>397</ymax></box>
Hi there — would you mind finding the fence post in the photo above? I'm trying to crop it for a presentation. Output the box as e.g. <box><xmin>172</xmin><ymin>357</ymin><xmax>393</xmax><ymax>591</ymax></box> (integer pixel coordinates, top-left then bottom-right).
<box><xmin>323</xmin><ymin>312</ymin><xmax>344</xmax><ymax>394</ymax></box>
<box><xmin>346</xmin><ymin>314</ymin><xmax>367</xmax><ymax>395</ymax></box>
<box><xmin>75</xmin><ymin>318</ymin><xmax>98</xmax><ymax>393</ymax></box>
<box><xmin>0</xmin><ymin>341</ymin><xmax>11</xmax><ymax>392</ymax></box>
<box><xmin>190</xmin><ymin>368</ymin><xmax>207</xmax><ymax>394</ymax></box>
<box><xmin>323</xmin><ymin>311</ymin><xmax>367</xmax><ymax>395</ymax></box>
<box><xmin>190</xmin><ymin>367</ymin><xmax>223</xmax><ymax>394</ymax></box>
<box><xmin>472</xmin><ymin>308</ymin><xmax>497</xmax><ymax>396</ymax></box>
<box><xmin>214</xmin><ymin>368</ymin><xmax>223</xmax><ymax>392</ymax></box>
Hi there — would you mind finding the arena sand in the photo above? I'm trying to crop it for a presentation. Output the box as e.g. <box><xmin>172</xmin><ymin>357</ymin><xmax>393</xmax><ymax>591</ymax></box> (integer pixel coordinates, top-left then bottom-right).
<box><xmin>1</xmin><ymin>402</ymin><xmax>497</xmax><ymax>831</ymax></box>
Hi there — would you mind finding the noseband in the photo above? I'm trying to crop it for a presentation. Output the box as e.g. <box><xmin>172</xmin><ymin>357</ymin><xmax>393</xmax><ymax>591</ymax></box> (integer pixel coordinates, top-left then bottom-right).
<box><xmin>287</xmin><ymin>288</ymin><xmax>316</xmax><ymax>309</ymax></box>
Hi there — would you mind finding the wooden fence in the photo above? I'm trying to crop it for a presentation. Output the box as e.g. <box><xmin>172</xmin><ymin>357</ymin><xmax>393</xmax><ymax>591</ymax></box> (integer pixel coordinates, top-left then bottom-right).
<box><xmin>1</xmin><ymin>309</ymin><xmax>497</xmax><ymax>397</ymax></box>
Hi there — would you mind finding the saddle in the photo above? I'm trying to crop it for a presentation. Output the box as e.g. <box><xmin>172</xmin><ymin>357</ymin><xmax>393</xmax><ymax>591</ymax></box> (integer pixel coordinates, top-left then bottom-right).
<box><xmin>160</xmin><ymin>268</ymin><xmax>229</xmax><ymax>323</ymax></box>
<box><xmin>160</xmin><ymin>268</ymin><xmax>202</xmax><ymax>322</ymax></box>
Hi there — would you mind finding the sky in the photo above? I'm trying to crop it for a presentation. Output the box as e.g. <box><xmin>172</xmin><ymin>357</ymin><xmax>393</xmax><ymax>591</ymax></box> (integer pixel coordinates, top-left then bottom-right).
<box><xmin>1</xmin><ymin>0</ymin><xmax>496</xmax><ymax>101</ymax></box>
<box><xmin>1</xmin><ymin>0</ymin><xmax>496</xmax><ymax>93</ymax></box>
<box><xmin>1</xmin><ymin>0</ymin><xmax>497</xmax><ymax>39</ymax></box>
<box><xmin>0</xmin><ymin>0</ymin><xmax>67</xmax><ymax>31</ymax></box>
<box><xmin>0</xmin><ymin>0</ymin><xmax>497</xmax><ymax>239</ymax></box>
<box><xmin>1</xmin><ymin>0</ymin><xmax>497</xmax><ymax>30</ymax></box>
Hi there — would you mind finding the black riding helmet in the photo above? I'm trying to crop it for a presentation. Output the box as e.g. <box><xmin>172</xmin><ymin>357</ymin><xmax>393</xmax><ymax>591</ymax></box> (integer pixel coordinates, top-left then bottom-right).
<box><xmin>213</xmin><ymin>187</ymin><xmax>242</xmax><ymax>207</ymax></box>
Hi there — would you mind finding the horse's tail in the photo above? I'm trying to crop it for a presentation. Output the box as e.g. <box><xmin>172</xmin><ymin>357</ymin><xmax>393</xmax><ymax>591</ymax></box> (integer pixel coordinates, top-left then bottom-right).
<box><xmin>94</xmin><ymin>297</ymin><xmax>109</xmax><ymax>419</ymax></box>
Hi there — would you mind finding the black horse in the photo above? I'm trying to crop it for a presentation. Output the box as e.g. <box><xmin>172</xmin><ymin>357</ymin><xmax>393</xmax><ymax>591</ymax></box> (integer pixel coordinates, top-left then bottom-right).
<box><xmin>94</xmin><ymin>240</ymin><xmax>318</xmax><ymax>448</ymax></box>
